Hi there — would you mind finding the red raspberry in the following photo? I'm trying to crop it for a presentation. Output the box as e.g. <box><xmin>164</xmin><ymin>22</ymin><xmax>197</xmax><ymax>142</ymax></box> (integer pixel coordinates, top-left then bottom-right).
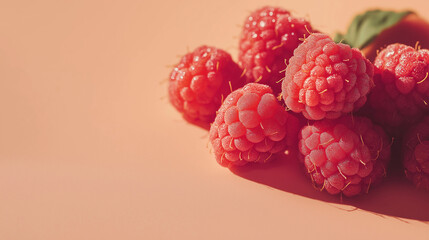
<box><xmin>282</xmin><ymin>33</ymin><xmax>374</xmax><ymax>120</ymax></box>
<box><xmin>169</xmin><ymin>46</ymin><xmax>246</xmax><ymax>128</ymax></box>
<box><xmin>402</xmin><ymin>116</ymin><xmax>429</xmax><ymax>190</ymax></box>
<box><xmin>362</xmin><ymin>43</ymin><xmax>429</xmax><ymax>135</ymax></box>
<box><xmin>238</xmin><ymin>6</ymin><xmax>315</xmax><ymax>95</ymax></box>
<box><xmin>209</xmin><ymin>83</ymin><xmax>299</xmax><ymax>167</ymax></box>
<box><xmin>298</xmin><ymin>116</ymin><xmax>391</xmax><ymax>197</ymax></box>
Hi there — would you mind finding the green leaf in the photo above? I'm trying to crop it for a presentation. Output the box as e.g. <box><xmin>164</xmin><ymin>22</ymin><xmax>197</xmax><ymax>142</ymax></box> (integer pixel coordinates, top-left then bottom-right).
<box><xmin>334</xmin><ymin>10</ymin><xmax>413</xmax><ymax>49</ymax></box>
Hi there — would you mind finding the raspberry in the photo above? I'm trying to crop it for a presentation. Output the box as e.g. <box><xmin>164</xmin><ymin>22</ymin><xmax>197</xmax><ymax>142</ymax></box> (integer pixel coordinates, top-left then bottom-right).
<box><xmin>169</xmin><ymin>46</ymin><xmax>245</xmax><ymax>127</ymax></box>
<box><xmin>238</xmin><ymin>6</ymin><xmax>315</xmax><ymax>95</ymax></box>
<box><xmin>361</xmin><ymin>43</ymin><xmax>429</xmax><ymax>135</ymax></box>
<box><xmin>361</xmin><ymin>13</ymin><xmax>429</xmax><ymax>62</ymax></box>
<box><xmin>209</xmin><ymin>83</ymin><xmax>299</xmax><ymax>167</ymax></box>
<box><xmin>402</xmin><ymin>116</ymin><xmax>429</xmax><ymax>190</ymax></box>
<box><xmin>298</xmin><ymin>115</ymin><xmax>391</xmax><ymax>197</ymax></box>
<box><xmin>282</xmin><ymin>33</ymin><xmax>374</xmax><ymax>120</ymax></box>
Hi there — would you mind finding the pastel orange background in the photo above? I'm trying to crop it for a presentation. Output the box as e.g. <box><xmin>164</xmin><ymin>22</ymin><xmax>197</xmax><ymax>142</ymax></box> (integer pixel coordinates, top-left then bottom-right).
<box><xmin>1</xmin><ymin>0</ymin><xmax>429</xmax><ymax>239</ymax></box>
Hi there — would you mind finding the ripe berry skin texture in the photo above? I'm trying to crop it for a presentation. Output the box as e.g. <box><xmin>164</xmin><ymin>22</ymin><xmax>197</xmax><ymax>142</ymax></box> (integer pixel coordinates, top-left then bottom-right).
<box><xmin>282</xmin><ymin>33</ymin><xmax>374</xmax><ymax>121</ymax></box>
<box><xmin>169</xmin><ymin>46</ymin><xmax>245</xmax><ymax>128</ymax></box>
<box><xmin>298</xmin><ymin>116</ymin><xmax>391</xmax><ymax>197</ymax></box>
<box><xmin>238</xmin><ymin>6</ymin><xmax>314</xmax><ymax>95</ymax></box>
<box><xmin>362</xmin><ymin>43</ymin><xmax>429</xmax><ymax>135</ymax></box>
<box><xmin>209</xmin><ymin>83</ymin><xmax>299</xmax><ymax>168</ymax></box>
<box><xmin>403</xmin><ymin>116</ymin><xmax>429</xmax><ymax>190</ymax></box>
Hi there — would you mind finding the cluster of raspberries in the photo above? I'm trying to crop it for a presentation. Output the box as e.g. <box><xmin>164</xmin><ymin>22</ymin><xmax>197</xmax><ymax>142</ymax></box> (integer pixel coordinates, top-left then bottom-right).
<box><xmin>168</xmin><ymin>6</ymin><xmax>429</xmax><ymax>197</ymax></box>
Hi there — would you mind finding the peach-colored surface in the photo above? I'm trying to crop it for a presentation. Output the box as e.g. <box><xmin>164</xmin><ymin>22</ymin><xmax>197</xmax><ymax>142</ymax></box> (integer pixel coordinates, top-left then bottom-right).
<box><xmin>1</xmin><ymin>0</ymin><xmax>429</xmax><ymax>239</ymax></box>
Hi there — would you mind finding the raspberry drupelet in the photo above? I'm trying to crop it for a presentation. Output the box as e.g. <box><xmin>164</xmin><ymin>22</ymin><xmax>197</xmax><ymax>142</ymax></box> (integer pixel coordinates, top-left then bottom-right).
<box><xmin>298</xmin><ymin>115</ymin><xmax>391</xmax><ymax>197</ymax></box>
<box><xmin>361</xmin><ymin>43</ymin><xmax>429</xmax><ymax>136</ymax></box>
<box><xmin>169</xmin><ymin>46</ymin><xmax>246</xmax><ymax>128</ymax></box>
<box><xmin>238</xmin><ymin>6</ymin><xmax>315</xmax><ymax>95</ymax></box>
<box><xmin>282</xmin><ymin>33</ymin><xmax>374</xmax><ymax>120</ymax></box>
<box><xmin>402</xmin><ymin>116</ymin><xmax>429</xmax><ymax>190</ymax></box>
<box><xmin>209</xmin><ymin>83</ymin><xmax>299</xmax><ymax>167</ymax></box>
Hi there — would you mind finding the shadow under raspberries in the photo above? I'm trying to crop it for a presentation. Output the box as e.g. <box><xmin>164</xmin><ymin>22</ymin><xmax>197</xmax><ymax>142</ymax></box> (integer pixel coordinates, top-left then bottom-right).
<box><xmin>229</xmin><ymin>147</ymin><xmax>429</xmax><ymax>221</ymax></box>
